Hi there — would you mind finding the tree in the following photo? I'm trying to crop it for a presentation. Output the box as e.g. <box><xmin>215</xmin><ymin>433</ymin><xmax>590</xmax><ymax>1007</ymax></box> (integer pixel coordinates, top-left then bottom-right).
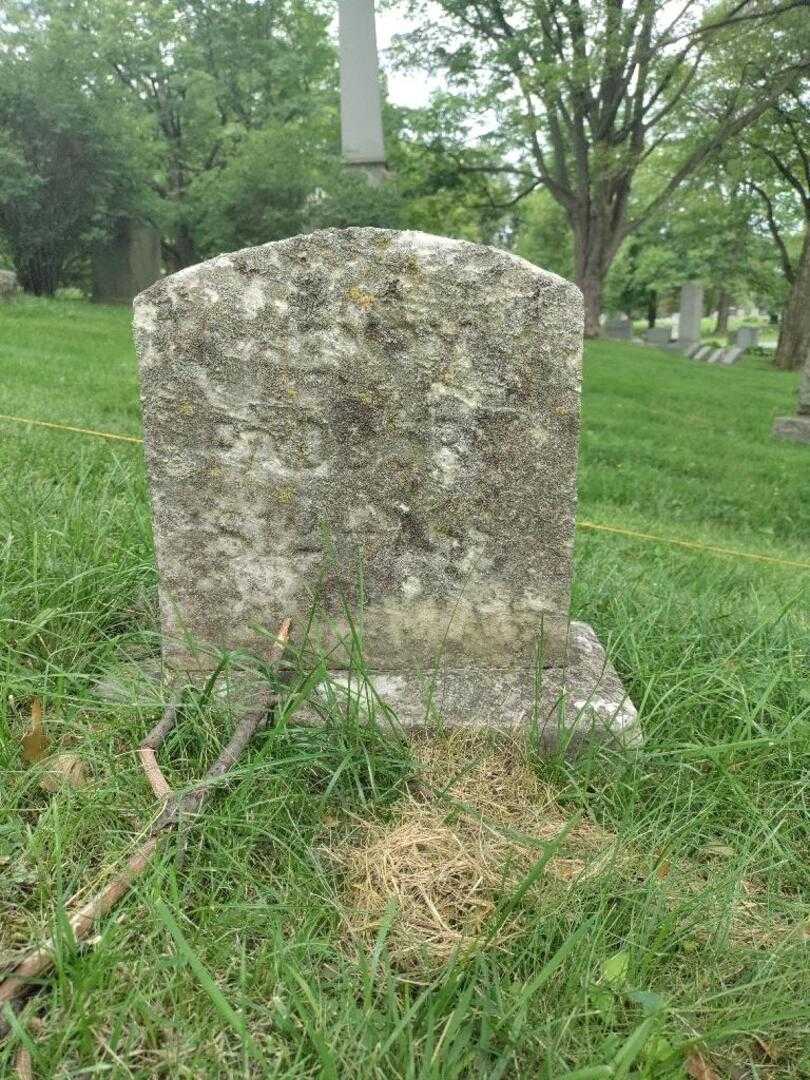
<box><xmin>744</xmin><ymin>97</ymin><xmax>810</xmax><ymax>370</ymax></box>
<box><xmin>397</xmin><ymin>0</ymin><xmax>810</xmax><ymax>335</ymax></box>
<box><xmin>0</xmin><ymin>38</ymin><xmax>149</xmax><ymax>294</ymax></box>
<box><xmin>604</xmin><ymin>165</ymin><xmax>782</xmax><ymax>326</ymax></box>
<box><xmin>1</xmin><ymin>0</ymin><xmax>337</xmax><ymax>271</ymax></box>
<box><xmin>513</xmin><ymin>189</ymin><xmax>573</xmax><ymax>280</ymax></box>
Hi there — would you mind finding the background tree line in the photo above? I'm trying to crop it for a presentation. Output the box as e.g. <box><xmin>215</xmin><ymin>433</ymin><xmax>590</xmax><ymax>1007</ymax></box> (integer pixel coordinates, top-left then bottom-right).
<box><xmin>0</xmin><ymin>0</ymin><xmax>807</xmax><ymax>367</ymax></box>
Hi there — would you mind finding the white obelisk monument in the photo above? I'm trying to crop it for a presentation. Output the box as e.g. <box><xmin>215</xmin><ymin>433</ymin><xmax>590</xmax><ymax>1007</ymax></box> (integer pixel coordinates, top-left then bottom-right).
<box><xmin>338</xmin><ymin>0</ymin><xmax>386</xmax><ymax>183</ymax></box>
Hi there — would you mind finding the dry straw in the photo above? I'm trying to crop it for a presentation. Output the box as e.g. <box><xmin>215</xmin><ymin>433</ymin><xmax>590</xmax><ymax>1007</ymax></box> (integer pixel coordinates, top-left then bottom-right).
<box><xmin>333</xmin><ymin>732</ymin><xmax>618</xmax><ymax>973</ymax></box>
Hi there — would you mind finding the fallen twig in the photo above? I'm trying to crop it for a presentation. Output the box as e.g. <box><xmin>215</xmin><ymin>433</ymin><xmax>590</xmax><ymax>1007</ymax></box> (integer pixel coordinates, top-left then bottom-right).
<box><xmin>0</xmin><ymin>619</ymin><xmax>292</xmax><ymax>1040</ymax></box>
<box><xmin>137</xmin><ymin>677</ymin><xmax>185</xmax><ymax>799</ymax></box>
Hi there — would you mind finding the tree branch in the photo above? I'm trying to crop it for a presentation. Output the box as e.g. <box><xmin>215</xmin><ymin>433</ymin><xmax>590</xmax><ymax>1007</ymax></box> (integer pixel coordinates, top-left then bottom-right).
<box><xmin>749</xmin><ymin>181</ymin><xmax>797</xmax><ymax>283</ymax></box>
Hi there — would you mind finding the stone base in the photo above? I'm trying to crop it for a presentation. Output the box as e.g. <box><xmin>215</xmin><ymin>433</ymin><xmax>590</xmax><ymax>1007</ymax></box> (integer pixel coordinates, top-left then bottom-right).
<box><xmin>318</xmin><ymin>621</ymin><xmax>638</xmax><ymax>753</ymax></box>
<box><xmin>773</xmin><ymin>415</ymin><xmax>810</xmax><ymax>444</ymax></box>
<box><xmin>95</xmin><ymin>623</ymin><xmax>638</xmax><ymax>755</ymax></box>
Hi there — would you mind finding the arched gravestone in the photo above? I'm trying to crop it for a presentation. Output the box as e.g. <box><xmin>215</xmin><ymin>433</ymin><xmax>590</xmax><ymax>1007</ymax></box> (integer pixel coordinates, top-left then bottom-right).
<box><xmin>134</xmin><ymin>228</ymin><xmax>637</xmax><ymax>746</ymax></box>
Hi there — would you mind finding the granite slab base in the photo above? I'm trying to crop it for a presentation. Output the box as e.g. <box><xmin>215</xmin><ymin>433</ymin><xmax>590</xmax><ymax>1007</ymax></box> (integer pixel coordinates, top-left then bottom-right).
<box><xmin>94</xmin><ymin>622</ymin><xmax>638</xmax><ymax>755</ymax></box>
<box><xmin>773</xmin><ymin>416</ymin><xmax>810</xmax><ymax>444</ymax></box>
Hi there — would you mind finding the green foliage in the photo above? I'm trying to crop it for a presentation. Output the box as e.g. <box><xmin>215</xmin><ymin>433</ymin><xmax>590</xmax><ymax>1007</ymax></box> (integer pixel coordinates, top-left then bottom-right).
<box><xmin>189</xmin><ymin>124</ymin><xmax>319</xmax><ymax>256</ymax></box>
<box><xmin>0</xmin><ymin>35</ymin><xmax>151</xmax><ymax>294</ymax></box>
<box><xmin>0</xmin><ymin>0</ymin><xmax>338</xmax><ymax>275</ymax></box>
<box><xmin>397</xmin><ymin>0</ymin><xmax>810</xmax><ymax>329</ymax></box>
<box><xmin>305</xmin><ymin>168</ymin><xmax>407</xmax><ymax>233</ymax></box>
<box><xmin>1</xmin><ymin>299</ymin><xmax>809</xmax><ymax>1075</ymax></box>
<box><xmin>513</xmin><ymin>190</ymin><xmax>573</xmax><ymax>279</ymax></box>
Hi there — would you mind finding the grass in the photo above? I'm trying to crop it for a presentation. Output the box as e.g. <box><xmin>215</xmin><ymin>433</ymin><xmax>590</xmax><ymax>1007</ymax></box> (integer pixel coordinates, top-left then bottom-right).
<box><xmin>1</xmin><ymin>296</ymin><xmax>809</xmax><ymax>1078</ymax></box>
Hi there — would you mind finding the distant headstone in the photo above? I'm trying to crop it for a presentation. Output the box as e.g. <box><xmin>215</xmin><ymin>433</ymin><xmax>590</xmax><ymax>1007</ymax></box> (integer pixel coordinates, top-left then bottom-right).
<box><xmin>605</xmin><ymin>315</ymin><xmax>633</xmax><ymax>340</ymax></box>
<box><xmin>133</xmin><ymin>228</ymin><xmax>638</xmax><ymax>747</ymax></box>
<box><xmin>644</xmin><ymin>326</ymin><xmax>671</xmax><ymax>346</ymax></box>
<box><xmin>706</xmin><ymin>348</ymin><xmax>726</xmax><ymax>364</ymax></box>
<box><xmin>678</xmin><ymin>282</ymin><xmax>703</xmax><ymax>346</ymax></box>
<box><xmin>93</xmin><ymin>218</ymin><xmax>161</xmax><ymax>304</ymax></box>
<box><xmin>0</xmin><ymin>269</ymin><xmax>19</xmax><ymax>299</ymax></box>
<box><xmin>773</xmin><ymin>358</ymin><xmax>810</xmax><ymax>443</ymax></box>
<box><xmin>773</xmin><ymin>416</ymin><xmax>810</xmax><ymax>443</ymax></box>
<box><xmin>684</xmin><ymin>343</ymin><xmax>703</xmax><ymax>359</ymax></box>
<box><xmin>693</xmin><ymin>345</ymin><xmax>712</xmax><ymax>361</ymax></box>
<box><xmin>718</xmin><ymin>346</ymin><xmax>744</xmax><ymax>366</ymax></box>
<box><xmin>731</xmin><ymin>326</ymin><xmax>758</xmax><ymax>348</ymax></box>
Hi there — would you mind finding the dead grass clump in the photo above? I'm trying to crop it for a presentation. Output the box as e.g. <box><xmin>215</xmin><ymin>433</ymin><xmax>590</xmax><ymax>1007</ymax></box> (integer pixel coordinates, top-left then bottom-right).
<box><xmin>335</xmin><ymin>732</ymin><xmax>618</xmax><ymax>972</ymax></box>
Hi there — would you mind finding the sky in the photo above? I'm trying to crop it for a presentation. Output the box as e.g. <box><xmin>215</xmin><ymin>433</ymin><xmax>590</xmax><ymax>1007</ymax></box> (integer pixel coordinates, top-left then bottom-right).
<box><xmin>331</xmin><ymin>3</ymin><xmax>445</xmax><ymax>110</ymax></box>
<box><xmin>374</xmin><ymin>7</ymin><xmax>439</xmax><ymax>108</ymax></box>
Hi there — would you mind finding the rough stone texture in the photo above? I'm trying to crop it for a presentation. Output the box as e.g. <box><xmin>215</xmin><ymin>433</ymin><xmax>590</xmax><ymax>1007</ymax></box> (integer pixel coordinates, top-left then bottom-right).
<box><xmin>134</xmin><ymin>227</ymin><xmax>636</xmax><ymax>741</ymax></box>
<box><xmin>644</xmin><ymin>327</ymin><xmax>671</xmax><ymax>346</ymax></box>
<box><xmin>319</xmin><ymin>621</ymin><xmax>639</xmax><ymax>749</ymax></box>
<box><xmin>605</xmin><ymin>316</ymin><xmax>632</xmax><ymax>340</ymax></box>
<box><xmin>772</xmin><ymin>415</ymin><xmax>810</xmax><ymax>443</ymax></box>
<box><xmin>732</xmin><ymin>326</ymin><xmax>759</xmax><ymax>348</ymax></box>
<box><xmin>678</xmin><ymin>283</ymin><xmax>703</xmax><ymax>346</ymax></box>
<box><xmin>93</xmin><ymin>219</ymin><xmax>161</xmax><ymax>304</ymax></box>
<box><xmin>0</xmin><ymin>269</ymin><xmax>19</xmax><ymax>298</ymax></box>
<box><xmin>94</xmin><ymin>621</ymin><xmax>639</xmax><ymax>753</ymax></box>
<box><xmin>135</xmin><ymin>228</ymin><xmax>582</xmax><ymax>670</ymax></box>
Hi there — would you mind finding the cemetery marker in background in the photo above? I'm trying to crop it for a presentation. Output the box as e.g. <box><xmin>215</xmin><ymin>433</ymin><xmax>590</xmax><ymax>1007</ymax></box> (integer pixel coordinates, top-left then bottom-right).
<box><xmin>677</xmin><ymin>282</ymin><xmax>703</xmax><ymax>350</ymax></box>
<box><xmin>773</xmin><ymin>356</ymin><xmax>810</xmax><ymax>444</ymax></box>
<box><xmin>338</xmin><ymin>0</ymin><xmax>386</xmax><ymax>184</ymax></box>
<box><xmin>92</xmin><ymin>217</ymin><xmax>161</xmax><ymax>304</ymax></box>
<box><xmin>134</xmin><ymin>228</ymin><xmax>637</xmax><ymax>750</ymax></box>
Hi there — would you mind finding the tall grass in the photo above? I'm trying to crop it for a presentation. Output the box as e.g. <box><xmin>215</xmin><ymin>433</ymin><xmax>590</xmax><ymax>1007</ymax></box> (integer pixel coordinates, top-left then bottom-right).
<box><xmin>1</xmin><ymin>299</ymin><xmax>808</xmax><ymax>1077</ymax></box>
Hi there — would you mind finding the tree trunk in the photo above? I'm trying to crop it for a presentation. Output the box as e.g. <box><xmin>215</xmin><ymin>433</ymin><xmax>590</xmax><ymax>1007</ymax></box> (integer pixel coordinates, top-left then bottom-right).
<box><xmin>774</xmin><ymin>225</ymin><xmax>810</xmax><ymax>372</ymax></box>
<box><xmin>163</xmin><ymin>224</ymin><xmax>197</xmax><ymax>274</ymax></box>
<box><xmin>16</xmin><ymin>250</ymin><xmax>60</xmax><ymax>296</ymax></box>
<box><xmin>579</xmin><ymin>272</ymin><xmax>603</xmax><ymax>337</ymax></box>
<box><xmin>714</xmin><ymin>289</ymin><xmax>731</xmax><ymax>334</ymax></box>
<box><xmin>571</xmin><ymin>204</ymin><xmax>626</xmax><ymax>338</ymax></box>
<box><xmin>174</xmin><ymin>223</ymin><xmax>197</xmax><ymax>269</ymax></box>
<box><xmin>647</xmin><ymin>290</ymin><xmax>657</xmax><ymax>328</ymax></box>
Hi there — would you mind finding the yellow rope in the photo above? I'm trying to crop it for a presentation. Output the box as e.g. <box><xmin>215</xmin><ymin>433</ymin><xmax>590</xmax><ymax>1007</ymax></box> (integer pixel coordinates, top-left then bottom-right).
<box><xmin>1</xmin><ymin>410</ymin><xmax>808</xmax><ymax>571</ymax></box>
<box><xmin>578</xmin><ymin>520</ymin><xmax>810</xmax><ymax>571</ymax></box>
<box><xmin>0</xmin><ymin>412</ymin><xmax>143</xmax><ymax>444</ymax></box>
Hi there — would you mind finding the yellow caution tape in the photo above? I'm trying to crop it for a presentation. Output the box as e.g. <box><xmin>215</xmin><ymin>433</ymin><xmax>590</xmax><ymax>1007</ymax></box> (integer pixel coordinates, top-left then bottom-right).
<box><xmin>1</xmin><ymin>410</ymin><xmax>807</xmax><ymax>571</ymax></box>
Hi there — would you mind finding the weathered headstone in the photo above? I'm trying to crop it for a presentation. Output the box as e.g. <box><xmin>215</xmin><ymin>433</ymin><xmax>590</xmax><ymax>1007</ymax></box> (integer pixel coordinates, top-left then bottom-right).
<box><xmin>677</xmin><ymin>282</ymin><xmax>703</xmax><ymax>347</ymax></box>
<box><xmin>731</xmin><ymin>325</ymin><xmax>758</xmax><ymax>348</ymax></box>
<box><xmin>773</xmin><ymin>357</ymin><xmax>810</xmax><ymax>443</ymax></box>
<box><xmin>706</xmin><ymin>348</ymin><xmax>726</xmax><ymax>364</ymax></box>
<box><xmin>684</xmin><ymin>343</ymin><xmax>703</xmax><ymax>359</ymax></box>
<box><xmin>134</xmin><ymin>228</ymin><xmax>638</xmax><ymax>748</ymax></box>
<box><xmin>93</xmin><ymin>218</ymin><xmax>161</xmax><ymax>304</ymax></box>
<box><xmin>693</xmin><ymin>345</ymin><xmax>712</xmax><ymax>361</ymax></box>
<box><xmin>605</xmin><ymin>315</ymin><xmax>633</xmax><ymax>340</ymax></box>
<box><xmin>0</xmin><ymin>269</ymin><xmax>19</xmax><ymax>299</ymax></box>
<box><xmin>644</xmin><ymin>326</ymin><xmax>671</xmax><ymax>346</ymax></box>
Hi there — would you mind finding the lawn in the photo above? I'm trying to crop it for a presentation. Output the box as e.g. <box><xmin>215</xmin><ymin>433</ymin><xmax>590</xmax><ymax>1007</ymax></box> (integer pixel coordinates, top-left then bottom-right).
<box><xmin>1</xmin><ymin>297</ymin><xmax>808</xmax><ymax>1078</ymax></box>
